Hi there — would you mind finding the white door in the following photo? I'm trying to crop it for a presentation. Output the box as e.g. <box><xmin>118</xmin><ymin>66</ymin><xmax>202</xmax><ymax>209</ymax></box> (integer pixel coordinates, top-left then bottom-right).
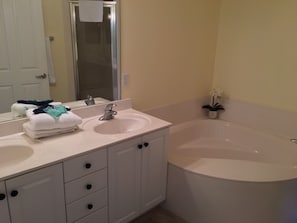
<box><xmin>6</xmin><ymin>164</ymin><xmax>66</xmax><ymax>223</ymax></box>
<box><xmin>141</xmin><ymin>130</ymin><xmax>168</xmax><ymax>213</ymax></box>
<box><xmin>0</xmin><ymin>181</ymin><xmax>10</xmax><ymax>223</ymax></box>
<box><xmin>0</xmin><ymin>0</ymin><xmax>50</xmax><ymax>113</ymax></box>
<box><xmin>108</xmin><ymin>137</ymin><xmax>142</xmax><ymax>223</ymax></box>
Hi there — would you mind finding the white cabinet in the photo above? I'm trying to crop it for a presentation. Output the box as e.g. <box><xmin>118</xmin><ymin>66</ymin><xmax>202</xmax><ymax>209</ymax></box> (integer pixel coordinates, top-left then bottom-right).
<box><xmin>0</xmin><ymin>181</ymin><xmax>10</xmax><ymax>223</ymax></box>
<box><xmin>141</xmin><ymin>131</ymin><xmax>168</xmax><ymax>212</ymax></box>
<box><xmin>3</xmin><ymin>163</ymin><xmax>66</xmax><ymax>223</ymax></box>
<box><xmin>63</xmin><ymin>149</ymin><xmax>108</xmax><ymax>223</ymax></box>
<box><xmin>108</xmin><ymin>129</ymin><xmax>168</xmax><ymax>223</ymax></box>
<box><xmin>108</xmin><ymin>137</ymin><xmax>142</xmax><ymax>223</ymax></box>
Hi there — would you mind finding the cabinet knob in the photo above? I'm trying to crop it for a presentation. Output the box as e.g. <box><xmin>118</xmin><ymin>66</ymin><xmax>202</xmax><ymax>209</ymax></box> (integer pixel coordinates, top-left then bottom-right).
<box><xmin>85</xmin><ymin>163</ymin><xmax>92</xmax><ymax>169</ymax></box>
<box><xmin>87</xmin><ymin>204</ymin><xmax>93</xmax><ymax>210</ymax></box>
<box><xmin>0</xmin><ymin>193</ymin><xmax>6</xmax><ymax>200</ymax></box>
<box><xmin>144</xmin><ymin>142</ymin><xmax>149</xmax><ymax>147</ymax></box>
<box><xmin>10</xmin><ymin>190</ymin><xmax>18</xmax><ymax>197</ymax></box>
<box><xmin>138</xmin><ymin>144</ymin><xmax>143</xmax><ymax>149</ymax></box>
<box><xmin>86</xmin><ymin>184</ymin><xmax>92</xmax><ymax>190</ymax></box>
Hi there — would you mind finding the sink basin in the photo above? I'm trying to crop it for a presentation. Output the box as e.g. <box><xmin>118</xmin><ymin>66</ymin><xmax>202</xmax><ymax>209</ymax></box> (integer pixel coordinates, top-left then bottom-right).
<box><xmin>83</xmin><ymin>113</ymin><xmax>151</xmax><ymax>135</ymax></box>
<box><xmin>0</xmin><ymin>144</ymin><xmax>33</xmax><ymax>167</ymax></box>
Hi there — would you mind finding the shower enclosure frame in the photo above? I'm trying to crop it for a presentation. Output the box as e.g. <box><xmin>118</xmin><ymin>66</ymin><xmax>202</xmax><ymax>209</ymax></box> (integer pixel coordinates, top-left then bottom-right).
<box><xmin>69</xmin><ymin>0</ymin><xmax>121</xmax><ymax>101</ymax></box>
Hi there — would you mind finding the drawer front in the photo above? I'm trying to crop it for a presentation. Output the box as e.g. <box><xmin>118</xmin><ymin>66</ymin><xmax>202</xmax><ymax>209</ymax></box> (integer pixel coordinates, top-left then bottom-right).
<box><xmin>64</xmin><ymin>149</ymin><xmax>107</xmax><ymax>182</ymax></box>
<box><xmin>67</xmin><ymin>189</ymin><xmax>107</xmax><ymax>223</ymax></box>
<box><xmin>65</xmin><ymin>169</ymin><xmax>107</xmax><ymax>204</ymax></box>
<box><xmin>74</xmin><ymin>207</ymin><xmax>108</xmax><ymax>223</ymax></box>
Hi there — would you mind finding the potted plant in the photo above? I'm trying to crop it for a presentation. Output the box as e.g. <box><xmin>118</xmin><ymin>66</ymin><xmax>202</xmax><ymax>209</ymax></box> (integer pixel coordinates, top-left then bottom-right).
<box><xmin>202</xmin><ymin>88</ymin><xmax>225</xmax><ymax>119</ymax></box>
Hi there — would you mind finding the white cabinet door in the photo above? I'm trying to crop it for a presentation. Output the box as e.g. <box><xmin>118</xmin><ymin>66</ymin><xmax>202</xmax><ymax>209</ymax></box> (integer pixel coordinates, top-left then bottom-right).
<box><xmin>108</xmin><ymin>137</ymin><xmax>142</xmax><ymax>223</ymax></box>
<box><xmin>0</xmin><ymin>181</ymin><xmax>10</xmax><ymax>223</ymax></box>
<box><xmin>0</xmin><ymin>0</ymin><xmax>50</xmax><ymax>113</ymax></box>
<box><xmin>141</xmin><ymin>130</ymin><xmax>167</xmax><ymax>213</ymax></box>
<box><xmin>6</xmin><ymin>164</ymin><xmax>66</xmax><ymax>223</ymax></box>
<box><xmin>108</xmin><ymin>129</ymin><xmax>169</xmax><ymax>223</ymax></box>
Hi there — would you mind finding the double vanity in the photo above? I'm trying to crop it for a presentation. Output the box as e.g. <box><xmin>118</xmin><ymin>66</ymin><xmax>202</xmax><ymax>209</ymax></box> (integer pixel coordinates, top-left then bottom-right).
<box><xmin>0</xmin><ymin>100</ymin><xmax>171</xmax><ymax>223</ymax></box>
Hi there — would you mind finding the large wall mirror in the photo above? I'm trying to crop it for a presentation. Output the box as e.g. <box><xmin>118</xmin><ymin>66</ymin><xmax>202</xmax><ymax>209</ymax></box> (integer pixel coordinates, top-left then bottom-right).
<box><xmin>0</xmin><ymin>0</ymin><xmax>120</xmax><ymax>121</ymax></box>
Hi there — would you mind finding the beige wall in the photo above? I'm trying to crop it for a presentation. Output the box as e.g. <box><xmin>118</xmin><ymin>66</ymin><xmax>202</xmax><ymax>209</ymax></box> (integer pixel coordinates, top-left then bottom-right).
<box><xmin>42</xmin><ymin>0</ymin><xmax>297</xmax><ymax>113</ymax></box>
<box><xmin>213</xmin><ymin>0</ymin><xmax>297</xmax><ymax>111</ymax></box>
<box><xmin>120</xmin><ymin>0</ymin><xmax>221</xmax><ymax>110</ymax></box>
<box><xmin>42</xmin><ymin>0</ymin><xmax>76</xmax><ymax>103</ymax></box>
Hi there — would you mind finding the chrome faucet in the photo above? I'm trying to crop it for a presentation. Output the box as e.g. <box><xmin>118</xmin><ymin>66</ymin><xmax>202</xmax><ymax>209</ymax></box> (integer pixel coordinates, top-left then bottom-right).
<box><xmin>84</xmin><ymin>95</ymin><xmax>95</xmax><ymax>106</ymax></box>
<box><xmin>99</xmin><ymin>103</ymin><xmax>117</xmax><ymax>120</ymax></box>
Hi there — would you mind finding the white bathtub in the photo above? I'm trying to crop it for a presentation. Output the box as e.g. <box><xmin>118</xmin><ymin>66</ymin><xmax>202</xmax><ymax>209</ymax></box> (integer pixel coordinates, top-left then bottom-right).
<box><xmin>164</xmin><ymin>119</ymin><xmax>297</xmax><ymax>223</ymax></box>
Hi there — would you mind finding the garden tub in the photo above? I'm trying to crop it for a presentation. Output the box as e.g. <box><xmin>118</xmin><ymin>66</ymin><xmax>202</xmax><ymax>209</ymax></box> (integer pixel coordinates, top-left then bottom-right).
<box><xmin>164</xmin><ymin>119</ymin><xmax>297</xmax><ymax>223</ymax></box>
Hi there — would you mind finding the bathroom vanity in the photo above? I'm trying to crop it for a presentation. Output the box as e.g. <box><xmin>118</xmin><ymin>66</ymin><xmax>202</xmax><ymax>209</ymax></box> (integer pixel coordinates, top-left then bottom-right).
<box><xmin>0</xmin><ymin>100</ymin><xmax>170</xmax><ymax>223</ymax></box>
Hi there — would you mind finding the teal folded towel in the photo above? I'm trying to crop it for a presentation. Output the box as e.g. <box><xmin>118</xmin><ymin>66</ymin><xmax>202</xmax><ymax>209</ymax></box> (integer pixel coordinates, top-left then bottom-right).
<box><xmin>44</xmin><ymin>105</ymin><xmax>68</xmax><ymax>118</ymax></box>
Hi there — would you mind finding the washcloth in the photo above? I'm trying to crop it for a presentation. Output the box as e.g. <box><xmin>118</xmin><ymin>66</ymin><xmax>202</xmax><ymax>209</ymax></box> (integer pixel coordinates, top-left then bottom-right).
<box><xmin>23</xmin><ymin>122</ymin><xmax>78</xmax><ymax>139</ymax></box>
<box><xmin>17</xmin><ymin>99</ymin><xmax>53</xmax><ymax>106</ymax></box>
<box><xmin>33</xmin><ymin>102</ymin><xmax>64</xmax><ymax>115</ymax></box>
<box><xmin>26</xmin><ymin>109</ymin><xmax>82</xmax><ymax>131</ymax></box>
<box><xmin>33</xmin><ymin>105</ymin><xmax>69</xmax><ymax>116</ymax></box>
<box><xmin>44</xmin><ymin>105</ymin><xmax>68</xmax><ymax>117</ymax></box>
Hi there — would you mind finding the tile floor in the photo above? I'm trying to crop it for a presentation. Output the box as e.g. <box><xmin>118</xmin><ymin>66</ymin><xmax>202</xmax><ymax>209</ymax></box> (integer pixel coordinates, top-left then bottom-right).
<box><xmin>131</xmin><ymin>206</ymin><xmax>188</xmax><ymax>223</ymax></box>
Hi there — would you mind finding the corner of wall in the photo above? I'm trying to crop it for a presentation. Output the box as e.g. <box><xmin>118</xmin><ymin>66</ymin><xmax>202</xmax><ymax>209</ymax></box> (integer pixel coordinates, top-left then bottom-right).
<box><xmin>144</xmin><ymin>97</ymin><xmax>208</xmax><ymax>125</ymax></box>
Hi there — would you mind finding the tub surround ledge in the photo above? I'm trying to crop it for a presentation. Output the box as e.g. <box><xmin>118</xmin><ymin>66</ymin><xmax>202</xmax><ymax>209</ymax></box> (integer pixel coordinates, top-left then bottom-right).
<box><xmin>145</xmin><ymin>97</ymin><xmax>297</xmax><ymax>140</ymax></box>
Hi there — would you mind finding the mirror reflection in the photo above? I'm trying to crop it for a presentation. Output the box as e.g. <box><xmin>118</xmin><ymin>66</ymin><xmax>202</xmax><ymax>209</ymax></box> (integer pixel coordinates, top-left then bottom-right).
<box><xmin>0</xmin><ymin>0</ymin><xmax>119</xmax><ymax>121</ymax></box>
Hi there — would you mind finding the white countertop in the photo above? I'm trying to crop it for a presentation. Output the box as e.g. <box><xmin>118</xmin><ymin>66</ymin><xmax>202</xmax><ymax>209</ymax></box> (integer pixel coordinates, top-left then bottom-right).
<box><xmin>0</xmin><ymin>108</ymin><xmax>171</xmax><ymax>181</ymax></box>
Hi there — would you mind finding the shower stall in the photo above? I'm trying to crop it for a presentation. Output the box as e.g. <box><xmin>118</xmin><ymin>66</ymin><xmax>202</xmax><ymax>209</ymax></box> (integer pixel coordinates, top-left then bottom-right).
<box><xmin>69</xmin><ymin>0</ymin><xmax>120</xmax><ymax>101</ymax></box>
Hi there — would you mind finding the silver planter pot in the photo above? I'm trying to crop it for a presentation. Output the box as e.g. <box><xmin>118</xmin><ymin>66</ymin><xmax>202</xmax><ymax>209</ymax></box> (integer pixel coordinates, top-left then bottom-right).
<box><xmin>208</xmin><ymin>111</ymin><xmax>218</xmax><ymax>119</ymax></box>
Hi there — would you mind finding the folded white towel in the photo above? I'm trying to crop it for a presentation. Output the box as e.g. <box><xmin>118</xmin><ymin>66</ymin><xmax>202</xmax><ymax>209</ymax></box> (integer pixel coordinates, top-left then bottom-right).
<box><xmin>26</xmin><ymin>109</ymin><xmax>82</xmax><ymax>131</ymax></box>
<box><xmin>79</xmin><ymin>0</ymin><xmax>103</xmax><ymax>22</ymax></box>
<box><xmin>23</xmin><ymin>122</ymin><xmax>78</xmax><ymax>139</ymax></box>
<box><xmin>11</xmin><ymin>103</ymin><xmax>37</xmax><ymax>117</ymax></box>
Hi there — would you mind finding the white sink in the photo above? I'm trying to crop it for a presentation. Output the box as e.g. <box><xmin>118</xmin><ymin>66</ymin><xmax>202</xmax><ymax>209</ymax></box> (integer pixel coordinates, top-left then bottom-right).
<box><xmin>0</xmin><ymin>145</ymin><xmax>33</xmax><ymax>167</ymax></box>
<box><xmin>83</xmin><ymin>113</ymin><xmax>151</xmax><ymax>135</ymax></box>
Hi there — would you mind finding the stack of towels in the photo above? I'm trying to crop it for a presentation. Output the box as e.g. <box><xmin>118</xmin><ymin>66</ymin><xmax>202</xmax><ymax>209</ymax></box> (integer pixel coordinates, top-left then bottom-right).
<box><xmin>22</xmin><ymin>101</ymin><xmax>82</xmax><ymax>139</ymax></box>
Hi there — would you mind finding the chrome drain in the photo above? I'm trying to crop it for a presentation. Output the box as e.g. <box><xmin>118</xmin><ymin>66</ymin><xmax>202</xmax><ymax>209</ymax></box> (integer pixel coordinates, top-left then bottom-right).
<box><xmin>290</xmin><ymin>138</ymin><xmax>297</xmax><ymax>144</ymax></box>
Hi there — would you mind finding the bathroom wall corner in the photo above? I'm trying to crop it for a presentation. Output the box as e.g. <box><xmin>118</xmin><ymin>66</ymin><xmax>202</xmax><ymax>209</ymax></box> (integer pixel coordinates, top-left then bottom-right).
<box><xmin>144</xmin><ymin>97</ymin><xmax>208</xmax><ymax>126</ymax></box>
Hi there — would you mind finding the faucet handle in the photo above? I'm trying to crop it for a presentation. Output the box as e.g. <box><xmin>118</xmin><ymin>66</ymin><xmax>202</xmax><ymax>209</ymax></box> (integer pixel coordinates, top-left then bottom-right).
<box><xmin>105</xmin><ymin>103</ymin><xmax>117</xmax><ymax>111</ymax></box>
<box><xmin>85</xmin><ymin>95</ymin><xmax>95</xmax><ymax>106</ymax></box>
<box><xmin>99</xmin><ymin>103</ymin><xmax>117</xmax><ymax>121</ymax></box>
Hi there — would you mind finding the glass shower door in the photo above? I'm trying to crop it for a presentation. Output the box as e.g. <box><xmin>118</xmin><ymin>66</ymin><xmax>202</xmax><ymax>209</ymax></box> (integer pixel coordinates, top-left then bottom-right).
<box><xmin>70</xmin><ymin>1</ymin><xmax>119</xmax><ymax>101</ymax></box>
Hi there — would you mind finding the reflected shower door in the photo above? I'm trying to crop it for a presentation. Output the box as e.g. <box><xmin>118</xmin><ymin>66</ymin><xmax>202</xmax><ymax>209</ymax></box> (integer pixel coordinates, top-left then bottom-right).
<box><xmin>72</xmin><ymin>3</ymin><xmax>118</xmax><ymax>101</ymax></box>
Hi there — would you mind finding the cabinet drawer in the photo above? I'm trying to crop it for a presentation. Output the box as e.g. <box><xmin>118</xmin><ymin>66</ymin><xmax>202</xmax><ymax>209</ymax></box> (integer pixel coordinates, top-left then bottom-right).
<box><xmin>64</xmin><ymin>149</ymin><xmax>107</xmax><ymax>182</ymax></box>
<box><xmin>67</xmin><ymin>188</ymin><xmax>107</xmax><ymax>223</ymax></box>
<box><xmin>74</xmin><ymin>207</ymin><xmax>108</xmax><ymax>223</ymax></box>
<box><xmin>65</xmin><ymin>169</ymin><xmax>107</xmax><ymax>203</ymax></box>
